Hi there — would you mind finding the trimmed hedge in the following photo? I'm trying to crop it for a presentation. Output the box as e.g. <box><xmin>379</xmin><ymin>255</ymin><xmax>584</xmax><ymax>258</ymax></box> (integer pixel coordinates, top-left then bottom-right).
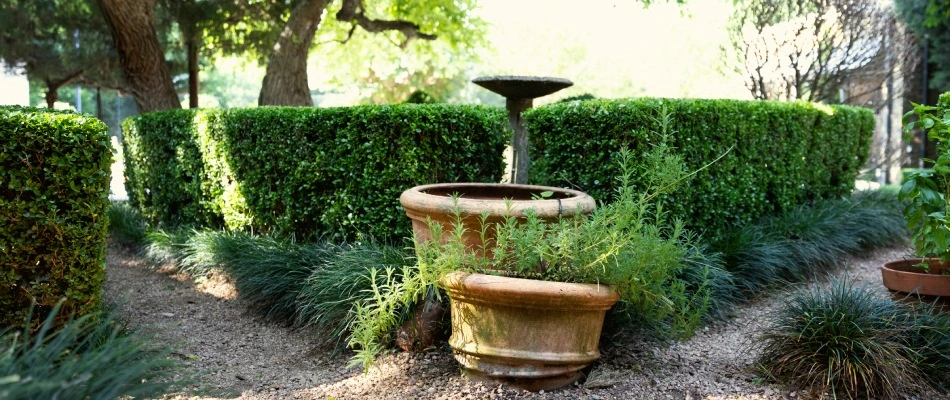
<box><xmin>123</xmin><ymin>105</ymin><xmax>509</xmax><ymax>242</ymax></box>
<box><xmin>525</xmin><ymin>98</ymin><xmax>874</xmax><ymax>239</ymax></box>
<box><xmin>0</xmin><ymin>106</ymin><xmax>112</xmax><ymax>329</ymax></box>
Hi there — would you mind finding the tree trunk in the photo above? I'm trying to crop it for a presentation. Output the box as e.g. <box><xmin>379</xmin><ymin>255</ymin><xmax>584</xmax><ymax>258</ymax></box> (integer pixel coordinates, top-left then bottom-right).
<box><xmin>43</xmin><ymin>70</ymin><xmax>84</xmax><ymax>109</ymax></box>
<box><xmin>45</xmin><ymin>87</ymin><xmax>57</xmax><ymax>109</ymax></box>
<box><xmin>258</xmin><ymin>0</ymin><xmax>330</xmax><ymax>106</ymax></box>
<box><xmin>188</xmin><ymin>38</ymin><xmax>199</xmax><ymax>108</ymax></box>
<box><xmin>97</xmin><ymin>0</ymin><xmax>180</xmax><ymax>112</ymax></box>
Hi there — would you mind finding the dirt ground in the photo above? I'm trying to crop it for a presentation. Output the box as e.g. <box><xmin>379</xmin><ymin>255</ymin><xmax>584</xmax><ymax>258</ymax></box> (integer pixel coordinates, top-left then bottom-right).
<box><xmin>104</xmin><ymin>241</ymin><xmax>943</xmax><ymax>400</ymax></box>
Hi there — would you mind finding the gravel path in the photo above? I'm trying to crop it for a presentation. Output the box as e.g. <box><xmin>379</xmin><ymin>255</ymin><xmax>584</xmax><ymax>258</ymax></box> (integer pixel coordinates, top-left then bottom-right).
<box><xmin>104</xmin><ymin>241</ymin><xmax>941</xmax><ymax>400</ymax></box>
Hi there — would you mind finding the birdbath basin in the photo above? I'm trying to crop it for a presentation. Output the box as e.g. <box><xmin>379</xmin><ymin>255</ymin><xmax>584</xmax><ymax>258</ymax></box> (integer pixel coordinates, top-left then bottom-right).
<box><xmin>472</xmin><ymin>76</ymin><xmax>573</xmax><ymax>99</ymax></box>
<box><xmin>473</xmin><ymin>76</ymin><xmax>573</xmax><ymax>184</ymax></box>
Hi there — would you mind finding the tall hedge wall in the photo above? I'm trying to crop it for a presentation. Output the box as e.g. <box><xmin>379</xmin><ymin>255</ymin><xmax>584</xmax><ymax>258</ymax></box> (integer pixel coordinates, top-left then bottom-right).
<box><xmin>1</xmin><ymin>106</ymin><xmax>112</xmax><ymax>328</ymax></box>
<box><xmin>122</xmin><ymin>105</ymin><xmax>509</xmax><ymax>242</ymax></box>
<box><xmin>525</xmin><ymin>98</ymin><xmax>874</xmax><ymax>239</ymax></box>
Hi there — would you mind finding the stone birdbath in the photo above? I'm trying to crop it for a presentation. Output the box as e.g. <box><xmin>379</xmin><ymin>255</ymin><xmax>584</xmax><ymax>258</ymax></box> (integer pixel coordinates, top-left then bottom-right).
<box><xmin>473</xmin><ymin>76</ymin><xmax>573</xmax><ymax>184</ymax></box>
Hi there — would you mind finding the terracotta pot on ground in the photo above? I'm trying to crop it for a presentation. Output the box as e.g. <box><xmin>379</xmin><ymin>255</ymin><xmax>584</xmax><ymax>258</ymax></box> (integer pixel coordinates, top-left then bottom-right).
<box><xmin>881</xmin><ymin>259</ymin><xmax>950</xmax><ymax>297</ymax></box>
<box><xmin>399</xmin><ymin>183</ymin><xmax>596</xmax><ymax>251</ymax></box>
<box><xmin>439</xmin><ymin>272</ymin><xmax>619</xmax><ymax>391</ymax></box>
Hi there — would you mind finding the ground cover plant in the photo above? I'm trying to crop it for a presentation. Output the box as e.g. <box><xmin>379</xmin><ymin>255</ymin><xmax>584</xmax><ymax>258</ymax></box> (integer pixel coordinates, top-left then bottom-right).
<box><xmin>0</xmin><ymin>301</ymin><xmax>187</xmax><ymax>400</ymax></box>
<box><xmin>108</xmin><ymin>185</ymin><xmax>908</xmax><ymax>358</ymax></box>
<box><xmin>756</xmin><ymin>280</ymin><xmax>950</xmax><ymax>398</ymax></box>
<box><xmin>108</xmin><ymin>205</ymin><xmax>415</xmax><ymax>351</ymax></box>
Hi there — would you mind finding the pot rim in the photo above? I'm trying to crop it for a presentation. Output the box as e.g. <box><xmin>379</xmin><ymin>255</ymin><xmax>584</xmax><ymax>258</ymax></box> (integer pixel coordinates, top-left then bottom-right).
<box><xmin>881</xmin><ymin>258</ymin><xmax>950</xmax><ymax>297</ymax></box>
<box><xmin>400</xmin><ymin>182</ymin><xmax>595</xmax><ymax>218</ymax></box>
<box><xmin>439</xmin><ymin>271</ymin><xmax>619</xmax><ymax>310</ymax></box>
<box><xmin>882</xmin><ymin>258</ymin><xmax>950</xmax><ymax>276</ymax></box>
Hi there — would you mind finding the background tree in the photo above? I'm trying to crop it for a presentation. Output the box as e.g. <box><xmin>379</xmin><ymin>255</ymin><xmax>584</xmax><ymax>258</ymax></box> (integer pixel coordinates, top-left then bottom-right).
<box><xmin>96</xmin><ymin>0</ymin><xmax>181</xmax><ymax>112</ymax></box>
<box><xmin>0</xmin><ymin>0</ymin><xmax>123</xmax><ymax>108</ymax></box>
<box><xmin>726</xmin><ymin>0</ymin><xmax>914</xmax><ymax>105</ymax></box>
<box><xmin>92</xmin><ymin>0</ymin><xmax>482</xmax><ymax>110</ymax></box>
<box><xmin>257</xmin><ymin>0</ymin><xmax>482</xmax><ymax>106</ymax></box>
<box><xmin>896</xmin><ymin>0</ymin><xmax>950</xmax><ymax>94</ymax></box>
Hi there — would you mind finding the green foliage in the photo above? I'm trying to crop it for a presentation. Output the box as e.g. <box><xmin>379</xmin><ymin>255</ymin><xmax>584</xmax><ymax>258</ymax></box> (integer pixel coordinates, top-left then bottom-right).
<box><xmin>714</xmin><ymin>189</ymin><xmax>906</xmax><ymax>296</ymax></box>
<box><xmin>122</xmin><ymin>104</ymin><xmax>509</xmax><ymax>242</ymax></box>
<box><xmin>314</xmin><ymin>0</ymin><xmax>487</xmax><ymax>104</ymax></box>
<box><xmin>349</xmin><ymin>140</ymin><xmax>713</xmax><ymax>369</ymax></box>
<box><xmin>106</xmin><ymin>201</ymin><xmax>148</xmax><ymax>247</ymax></box>
<box><xmin>555</xmin><ymin>93</ymin><xmax>597</xmax><ymax>103</ymax></box>
<box><xmin>140</xmin><ymin>227</ymin><xmax>413</xmax><ymax>350</ymax></box>
<box><xmin>403</xmin><ymin>90</ymin><xmax>438</xmax><ymax>104</ymax></box>
<box><xmin>0</xmin><ymin>301</ymin><xmax>186</xmax><ymax>399</ymax></box>
<box><xmin>0</xmin><ymin>0</ymin><xmax>124</xmax><ymax>105</ymax></box>
<box><xmin>121</xmin><ymin>109</ymin><xmax>218</xmax><ymax>228</ymax></box>
<box><xmin>525</xmin><ymin>98</ymin><xmax>875</xmax><ymax>241</ymax></box>
<box><xmin>212</xmin><ymin>233</ymin><xmax>336</xmax><ymax>321</ymax></box>
<box><xmin>756</xmin><ymin>280</ymin><xmax>950</xmax><ymax>398</ymax></box>
<box><xmin>896</xmin><ymin>0</ymin><xmax>950</xmax><ymax>93</ymax></box>
<box><xmin>0</xmin><ymin>106</ymin><xmax>112</xmax><ymax>330</ymax></box>
<box><xmin>295</xmin><ymin>240</ymin><xmax>413</xmax><ymax>351</ymax></box>
<box><xmin>899</xmin><ymin>92</ymin><xmax>950</xmax><ymax>261</ymax></box>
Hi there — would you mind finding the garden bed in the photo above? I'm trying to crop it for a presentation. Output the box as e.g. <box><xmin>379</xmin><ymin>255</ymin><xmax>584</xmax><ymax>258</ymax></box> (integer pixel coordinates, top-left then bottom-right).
<box><xmin>104</xmin><ymin>241</ymin><xmax>944</xmax><ymax>400</ymax></box>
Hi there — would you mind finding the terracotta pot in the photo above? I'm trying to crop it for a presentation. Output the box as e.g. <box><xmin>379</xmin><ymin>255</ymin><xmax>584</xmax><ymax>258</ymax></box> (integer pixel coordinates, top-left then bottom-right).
<box><xmin>399</xmin><ymin>183</ymin><xmax>595</xmax><ymax>250</ymax></box>
<box><xmin>439</xmin><ymin>272</ymin><xmax>619</xmax><ymax>391</ymax></box>
<box><xmin>881</xmin><ymin>258</ymin><xmax>950</xmax><ymax>297</ymax></box>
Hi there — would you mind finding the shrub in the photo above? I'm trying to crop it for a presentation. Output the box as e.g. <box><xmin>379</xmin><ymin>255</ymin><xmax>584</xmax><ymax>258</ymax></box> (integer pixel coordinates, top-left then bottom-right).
<box><xmin>121</xmin><ymin>109</ymin><xmax>216</xmax><ymax>228</ymax></box>
<box><xmin>294</xmin><ymin>240</ymin><xmax>413</xmax><ymax>350</ymax></box>
<box><xmin>756</xmin><ymin>280</ymin><xmax>949</xmax><ymax>399</ymax></box>
<box><xmin>525</xmin><ymin>98</ymin><xmax>874</xmax><ymax>241</ymax></box>
<box><xmin>122</xmin><ymin>105</ymin><xmax>508</xmax><ymax>242</ymax></box>
<box><xmin>0</xmin><ymin>301</ymin><xmax>185</xmax><ymax>399</ymax></box>
<box><xmin>0</xmin><ymin>106</ymin><xmax>112</xmax><ymax>329</ymax></box>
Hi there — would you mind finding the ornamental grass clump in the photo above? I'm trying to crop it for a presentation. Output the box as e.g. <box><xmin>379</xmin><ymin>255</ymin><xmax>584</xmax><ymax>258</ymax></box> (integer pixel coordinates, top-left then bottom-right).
<box><xmin>0</xmin><ymin>302</ymin><xmax>186</xmax><ymax>400</ymax></box>
<box><xmin>106</xmin><ymin>201</ymin><xmax>149</xmax><ymax>247</ymax></box>
<box><xmin>713</xmin><ymin>190</ymin><xmax>906</xmax><ymax>296</ymax></box>
<box><xmin>756</xmin><ymin>280</ymin><xmax>950</xmax><ymax>399</ymax></box>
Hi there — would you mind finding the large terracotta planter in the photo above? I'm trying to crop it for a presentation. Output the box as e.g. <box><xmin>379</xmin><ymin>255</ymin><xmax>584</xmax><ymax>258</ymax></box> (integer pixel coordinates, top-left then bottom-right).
<box><xmin>399</xmin><ymin>183</ymin><xmax>595</xmax><ymax>249</ymax></box>
<box><xmin>881</xmin><ymin>259</ymin><xmax>950</xmax><ymax>297</ymax></box>
<box><xmin>439</xmin><ymin>272</ymin><xmax>619</xmax><ymax>391</ymax></box>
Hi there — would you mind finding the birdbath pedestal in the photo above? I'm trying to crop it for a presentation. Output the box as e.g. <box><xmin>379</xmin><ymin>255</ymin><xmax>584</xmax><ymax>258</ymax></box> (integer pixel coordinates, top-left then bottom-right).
<box><xmin>473</xmin><ymin>76</ymin><xmax>573</xmax><ymax>184</ymax></box>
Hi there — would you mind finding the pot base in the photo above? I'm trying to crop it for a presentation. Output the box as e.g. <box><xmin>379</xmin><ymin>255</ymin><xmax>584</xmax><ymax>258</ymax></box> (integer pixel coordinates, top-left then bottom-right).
<box><xmin>459</xmin><ymin>363</ymin><xmax>584</xmax><ymax>392</ymax></box>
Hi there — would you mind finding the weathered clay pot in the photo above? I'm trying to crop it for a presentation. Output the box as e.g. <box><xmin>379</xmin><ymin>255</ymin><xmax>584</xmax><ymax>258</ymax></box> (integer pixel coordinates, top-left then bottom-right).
<box><xmin>881</xmin><ymin>259</ymin><xmax>950</xmax><ymax>297</ymax></box>
<box><xmin>439</xmin><ymin>272</ymin><xmax>619</xmax><ymax>391</ymax></box>
<box><xmin>399</xmin><ymin>183</ymin><xmax>596</xmax><ymax>249</ymax></box>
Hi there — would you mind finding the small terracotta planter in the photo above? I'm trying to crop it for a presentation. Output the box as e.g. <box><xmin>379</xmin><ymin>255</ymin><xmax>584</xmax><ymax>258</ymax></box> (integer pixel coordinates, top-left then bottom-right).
<box><xmin>399</xmin><ymin>183</ymin><xmax>595</xmax><ymax>250</ymax></box>
<box><xmin>881</xmin><ymin>259</ymin><xmax>950</xmax><ymax>297</ymax></box>
<box><xmin>439</xmin><ymin>272</ymin><xmax>619</xmax><ymax>391</ymax></box>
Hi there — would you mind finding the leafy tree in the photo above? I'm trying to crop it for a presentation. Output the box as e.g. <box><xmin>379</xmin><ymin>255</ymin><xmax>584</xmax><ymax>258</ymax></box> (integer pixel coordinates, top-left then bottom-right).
<box><xmin>257</xmin><ymin>0</ymin><xmax>484</xmax><ymax>106</ymax></box>
<box><xmin>896</xmin><ymin>0</ymin><xmax>950</xmax><ymax>94</ymax></box>
<box><xmin>0</xmin><ymin>0</ymin><xmax>123</xmax><ymax>108</ymax></box>
<box><xmin>92</xmin><ymin>0</ymin><xmax>484</xmax><ymax>110</ymax></box>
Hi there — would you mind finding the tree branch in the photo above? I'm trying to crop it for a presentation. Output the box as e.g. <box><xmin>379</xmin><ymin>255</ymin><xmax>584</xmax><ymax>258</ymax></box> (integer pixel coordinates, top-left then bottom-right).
<box><xmin>335</xmin><ymin>0</ymin><xmax>436</xmax><ymax>48</ymax></box>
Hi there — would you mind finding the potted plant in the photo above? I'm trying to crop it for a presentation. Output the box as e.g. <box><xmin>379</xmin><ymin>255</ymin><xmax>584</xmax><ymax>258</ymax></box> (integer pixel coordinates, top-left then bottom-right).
<box><xmin>886</xmin><ymin>93</ymin><xmax>950</xmax><ymax>297</ymax></box>
<box><xmin>348</xmin><ymin>139</ymin><xmax>713</xmax><ymax>391</ymax></box>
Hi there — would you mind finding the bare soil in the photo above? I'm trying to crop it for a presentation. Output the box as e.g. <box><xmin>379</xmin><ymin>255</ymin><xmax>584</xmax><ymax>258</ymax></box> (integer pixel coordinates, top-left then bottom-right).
<box><xmin>104</xmin><ymin>241</ymin><xmax>943</xmax><ymax>400</ymax></box>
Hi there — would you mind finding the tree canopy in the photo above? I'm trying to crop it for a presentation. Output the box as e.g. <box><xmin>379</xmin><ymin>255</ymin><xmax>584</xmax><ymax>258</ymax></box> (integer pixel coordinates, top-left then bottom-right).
<box><xmin>0</xmin><ymin>0</ymin><xmax>123</xmax><ymax>107</ymax></box>
<box><xmin>897</xmin><ymin>0</ymin><xmax>950</xmax><ymax>93</ymax></box>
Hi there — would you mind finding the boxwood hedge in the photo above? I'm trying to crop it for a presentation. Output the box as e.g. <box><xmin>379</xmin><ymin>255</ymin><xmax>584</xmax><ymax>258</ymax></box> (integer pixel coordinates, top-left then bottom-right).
<box><xmin>122</xmin><ymin>105</ymin><xmax>508</xmax><ymax>242</ymax></box>
<box><xmin>525</xmin><ymin>98</ymin><xmax>874</xmax><ymax>240</ymax></box>
<box><xmin>0</xmin><ymin>106</ymin><xmax>112</xmax><ymax>329</ymax></box>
